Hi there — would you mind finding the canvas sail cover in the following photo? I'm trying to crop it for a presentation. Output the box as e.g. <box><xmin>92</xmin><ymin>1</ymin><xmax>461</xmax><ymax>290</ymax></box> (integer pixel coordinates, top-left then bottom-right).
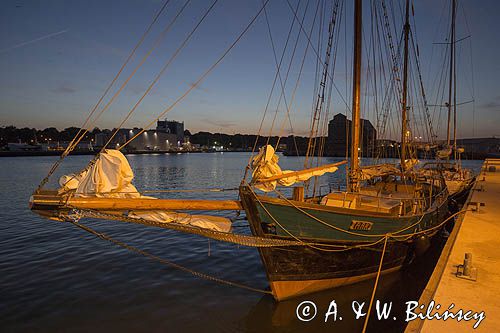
<box><xmin>251</xmin><ymin>145</ymin><xmax>338</xmax><ymax>192</ymax></box>
<box><xmin>358</xmin><ymin>159</ymin><xmax>418</xmax><ymax>181</ymax></box>
<box><xmin>403</xmin><ymin>158</ymin><xmax>420</xmax><ymax>170</ymax></box>
<box><xmin>437</xmin><ymin>148</ymin><xmax>452</xmax><ymax>159</ymax></box>
<box><xmin>59</xmin><ymin>149</ymin><xmax>140</xmax><ymax>197</ymax></box>
<box><xmin>359</xmin><ymin>164</ymin><xmax>400</xmax><ymax>180</ymax></box>
<box><xmin>58</xmin><ymin>150</ymin><xmax>231</xmax><ymax>232</ymax></box>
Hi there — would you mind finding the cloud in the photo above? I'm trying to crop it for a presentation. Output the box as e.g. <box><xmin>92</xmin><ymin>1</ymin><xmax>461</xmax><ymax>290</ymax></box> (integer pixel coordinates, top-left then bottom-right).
<box><xmin>287</xmin><ymin>129</ymin><xmax>310</xmax><ymax>136</ymax></box>
<box><xmin>51</xmin><ymin>83</ymin><xmax>77</xmax><ymax>94</ymax></box>
<box><xmin>0</xmin><ymin>29</ymin><xmax>68</xmax><ymax>54</ymax></box>
<box><xmin>127</xmin><ymin>83</ymin><xmax>159</xmax><ymax>96</ymax></box>
<box><xmin>200</xmin><ymin>117</ymin><xmax>236</xmax><ymax>128</ymax></box>
<box><xmin>89</xmin><ymin>40</ymin><xmax>128</xmax><ymax>59</ymax></box>
<box><xmin>479</xmin><ymin>97</ymin><xmax>500</xmax><ymax>110</ymax></box>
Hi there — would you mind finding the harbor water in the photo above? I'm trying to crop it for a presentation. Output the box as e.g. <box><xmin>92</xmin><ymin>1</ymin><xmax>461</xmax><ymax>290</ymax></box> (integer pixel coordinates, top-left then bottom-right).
<box><xmin>0</xmin><ymin>153</ymin><xmax>483</xmax><ymax>332</ymax></box>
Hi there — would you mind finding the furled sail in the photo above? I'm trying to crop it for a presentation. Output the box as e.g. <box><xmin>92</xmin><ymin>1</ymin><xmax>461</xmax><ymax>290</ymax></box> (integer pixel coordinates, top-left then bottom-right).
<box><xmin>358</xmin><ymin>160</ymin><xmax>418</xmax><ymax>181</ymax></box>
<box><xmin>436</xmin><ymin>148</ymin><xmax>452</xmax><ymax>159</ymax></box>
<box><xmin>58</xmin><ymin>150</ymin><xmax>231</xmax><ymax>232</ymax></box>
<box><xmin>359</xmin><ymin>164</ymin><xmax>400</xmax><ymax>180</ymax></box>
<box><xmin>403</xmin><ymin>158</ymin><xmax>420</xmax><ymax>170</ymax></box>
<box><xmin>59</xmin><ymin>149</ymin><xmax>140</xmax><ymax>198</ymax></box>
<box><xmin>251</xmin><ymin>145</ymin><xmax>340</xmax><ymax>192</ymax></box>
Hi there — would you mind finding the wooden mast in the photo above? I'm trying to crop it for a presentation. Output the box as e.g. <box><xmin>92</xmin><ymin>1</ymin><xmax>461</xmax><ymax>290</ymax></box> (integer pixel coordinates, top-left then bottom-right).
<box><xmin>349</xmin><ymin>0</ymin><xmax>362</xmax><ymax>191</ymax></box>
<box><xmin>401</xmin><ymin>0</ymin><xmax>410</xmax><ymax>171</ymax></box>
<box><xmin>446</xmin><ymin>0</ymin><xmax>456</xmax><ymax>150</ymax></box>
<box><xmin>452</xmin><ymin>0</ymin><xmax>458</xmax><ymax>160</ymax></box>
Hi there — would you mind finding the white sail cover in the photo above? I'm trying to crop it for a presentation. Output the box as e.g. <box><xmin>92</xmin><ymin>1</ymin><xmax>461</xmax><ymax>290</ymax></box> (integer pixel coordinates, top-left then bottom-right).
<box><xmin>60</xmin><ymin>149</ymin><xmax>140</xmax><ymax>197</ymax></box>
<box><xmin>437</xmin><ymin>148</ymin><xmax>452</xmax><ymax>159</ymax></box>
<box><xmin>359</xmin><ymin>164</ymin><xmax>400</xmax><ymax>180</ymax></box>
<box><xmin>59</xmin><ymin>150</ymin><xmax>231</xmax><ymax>232</ymax></box>
<box><xmin>251</xmin><ymin>145</ymin><xmax>338</xmax><ymax>192</ymax></box>
<box><xmin>358</xmin><ymin>159</ymin><xmax>419</xmax><ymax>180</ymax></box>
<box><xmin>403</xmin><ymin>158</ymin><xmax>420</xmax><ymax>170</ymax></box>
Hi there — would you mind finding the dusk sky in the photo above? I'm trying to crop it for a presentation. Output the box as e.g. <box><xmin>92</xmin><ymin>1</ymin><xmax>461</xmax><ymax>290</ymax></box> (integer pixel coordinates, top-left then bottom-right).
<box><xmin>1</xmin><ymin>0</ymin><xmax>499</xmax><ymax>139</ymax></box>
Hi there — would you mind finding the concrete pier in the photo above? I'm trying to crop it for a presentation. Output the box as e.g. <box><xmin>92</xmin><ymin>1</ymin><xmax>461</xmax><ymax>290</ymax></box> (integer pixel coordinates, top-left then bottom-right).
<box><xmin>405</xmin><ymin>159</ymin><xmax>500</xmax><ymax>332</ymax></box>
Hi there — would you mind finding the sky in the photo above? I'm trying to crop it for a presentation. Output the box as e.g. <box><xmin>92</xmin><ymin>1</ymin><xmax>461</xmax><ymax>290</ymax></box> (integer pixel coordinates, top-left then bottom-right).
<box><xmin>0</xmin><ymin>0</ymin><xmax>499</xmax><ymax>139</ymax></box>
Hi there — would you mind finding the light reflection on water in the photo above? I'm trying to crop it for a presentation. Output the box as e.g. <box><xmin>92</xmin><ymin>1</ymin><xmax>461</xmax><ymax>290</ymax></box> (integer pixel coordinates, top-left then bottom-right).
<box><xmin>0</xmin><ymin>153</ymin><xmax>483</xmax><ymax>332</ymax></box>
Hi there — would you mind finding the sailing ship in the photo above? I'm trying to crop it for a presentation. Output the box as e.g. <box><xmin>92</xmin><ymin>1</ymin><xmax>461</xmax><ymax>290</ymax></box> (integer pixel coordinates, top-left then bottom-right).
<box><xmin>29</xmin><ymin>0</ymin><xmax>451</xmax><ymax>301</ymax></box>
<box><xmin>238</xmin><ymin>0</ymin><xmax>450</xmax><ymax>300</ymax></box>
<box><xmin>426</xmin><ymin>0</ymin><xmax>474</xmax><ymax>204</ymax></box>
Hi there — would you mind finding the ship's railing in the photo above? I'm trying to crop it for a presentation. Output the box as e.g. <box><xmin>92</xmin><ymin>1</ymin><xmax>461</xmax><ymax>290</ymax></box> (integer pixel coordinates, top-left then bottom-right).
<box><xmin>323</xmin><ymin>186</ymin><xmax>448</xmax><ymax>215</ymax></box>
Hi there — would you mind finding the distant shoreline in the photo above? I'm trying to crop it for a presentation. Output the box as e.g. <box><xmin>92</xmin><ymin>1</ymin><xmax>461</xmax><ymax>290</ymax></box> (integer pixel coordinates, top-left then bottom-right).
<box><xmin>0</xmin><ymin>150</ymin><xmax>492</xmax><ymax>160</ymax></box>
<box><xmin>0</xmin><ymin>150</ymin><xmax>253</xmax><ymax>157</ymax></box>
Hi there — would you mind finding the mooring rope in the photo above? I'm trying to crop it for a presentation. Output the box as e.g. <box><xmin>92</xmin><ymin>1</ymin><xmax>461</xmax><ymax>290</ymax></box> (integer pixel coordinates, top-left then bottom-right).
<box><xmin>57</xmin><ymin>195</ymin><xmax>471</xmax><ymax>300</ymax></box>
<box><xmin>67</xmin><ymin>218</ymin><xmax>272</xmax><ymax>295</ymax></box>
<box><xmin>362</xmin><ymin>234</ymin><xmax>389</xmax><ymax>333</ymax></box>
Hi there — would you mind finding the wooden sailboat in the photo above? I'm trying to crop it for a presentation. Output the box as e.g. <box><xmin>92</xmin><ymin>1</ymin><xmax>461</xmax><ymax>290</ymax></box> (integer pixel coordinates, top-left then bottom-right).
<box><xmin>28</xmin><ymin>0</ymin><xmax>451</xmax><ymax>302</ymax></box>
<box><xmin>428</xmin><ymin>0</ymin><xmax>474</xmax><ymax>203</ymax></box>
<box><xmin>239</xmin><ymin>0</ymin><xmax>449</xmax><ymax>300</ymax></box>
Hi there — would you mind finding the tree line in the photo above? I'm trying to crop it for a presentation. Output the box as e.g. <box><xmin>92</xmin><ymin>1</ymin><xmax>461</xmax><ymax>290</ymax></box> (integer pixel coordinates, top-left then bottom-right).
<box><xmin>0</xmin><ymin>126</ymin><xmax>104</xmax><ymax>147</ymax></box>
<box><xmin>1</xmin><ymin>126</ymin><xmax>296</xmax><ymax>150</ymax></box>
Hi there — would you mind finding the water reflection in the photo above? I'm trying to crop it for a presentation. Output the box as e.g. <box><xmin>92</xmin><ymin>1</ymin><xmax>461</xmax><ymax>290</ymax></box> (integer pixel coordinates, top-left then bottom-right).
<box><xmin>243</xmin><ymin>234</ymin><xmax>448</xmax><ymax>333</ymax></box>
<box><xmin>0</xmin><ymin>153</ymin><xmax>483</xmax><ymax>332</ymax></box>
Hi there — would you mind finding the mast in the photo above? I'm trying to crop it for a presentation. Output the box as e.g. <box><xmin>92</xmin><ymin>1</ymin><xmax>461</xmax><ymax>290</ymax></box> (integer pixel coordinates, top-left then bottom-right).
<box><xmin>452</xmin><ymin>0</ymin><xmax>457</xmax><ymax>159</ymax></box>
<box><xmin>446</xmin><ymin>0</ymin><xmax>456</xmax><ymax>150</ymax></box>
<box><xmin>349</xmin><ymin>0</ymin><xmax>362</xmax><ymax>191</ymax></box>
<box><xmin>401</xmin><ymin>0</ymin><xmax>410</xmax><ymax>171</ymax></box>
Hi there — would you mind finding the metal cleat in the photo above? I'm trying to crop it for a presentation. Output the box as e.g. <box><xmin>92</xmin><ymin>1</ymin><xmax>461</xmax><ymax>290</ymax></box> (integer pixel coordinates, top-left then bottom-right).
<box><xmin>468</xmin><ymin>201</ymin><xmax>485</xmax><ymax>212</ymax></box>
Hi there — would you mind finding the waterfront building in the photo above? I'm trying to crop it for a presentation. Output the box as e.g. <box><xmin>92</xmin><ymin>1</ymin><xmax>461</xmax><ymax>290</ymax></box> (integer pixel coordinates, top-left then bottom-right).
<box><xmin>7</xmin><ymin>142</ymin><xmax>41</xmax><ymax>152</ymax></box>
<box><xmin>156</xmin><ymin>119</ymin><xmax>185</xmax><ymax>144</ymax></box>
<box><xmin>326</xmin><ymin>113</ymin><xmax>377</xmax><ymax>157</ymax></box>
<box><xmin>94</xmin><ymin>128</ymin><xmax>178</xmax><ymax>151</ymax></box>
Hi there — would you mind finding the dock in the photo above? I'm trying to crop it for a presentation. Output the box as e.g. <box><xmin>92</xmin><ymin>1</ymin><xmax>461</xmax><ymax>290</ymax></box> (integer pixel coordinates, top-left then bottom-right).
<box><xmin>405</xmin><ymin>159</ymin><xmax>500</xmax><ymax>332</ymax></box>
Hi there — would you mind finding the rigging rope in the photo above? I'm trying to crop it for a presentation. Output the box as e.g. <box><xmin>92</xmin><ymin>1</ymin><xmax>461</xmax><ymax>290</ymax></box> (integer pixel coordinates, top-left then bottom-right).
<box><xmin>118</xmin><ymin>0</ymin><xmax>272</xmax><ymax>151</ymax></box>
<box><xmin>285</xmin><ymin>0</ymin><xmax>351</xmax><ymax>113</ymax></box>
<box><xmin>67</xmin><ymin>208</ymin><xmax>305</xmax><ymax>248</ymax></box>
<box><xmin>242</xmin><ymin>0</ymin><xmax>305</xmax><ymax>183</ymax></box>
<box><xmin>249</xmin><ymin>182</ymin><xmax>459</xmax><ymax>240</ymax></box>
<box><xmin>101</xmin><ymin>0</ymin><xmax>216</xmax><ymax>152</ymax></box>
<box><xmin>37</xmin><ymin>0</ymin><xmax>172</xmax><ymax>190</ymax></box>
<box><xmin>250</xmin><ymin>189</ymin><xmax>389</xmax><ymax>252</ymax></box>
<box><xmin>304</xmin><ymin>0</ymin><xmax>340</xmax><ymax>167</ymax></box>
<box><xmin>263</xmin><ymin>0</ymin><xmax>309</xmax><ymax>147</ymax></box>
<box><xmin>72</xmin><ymin>0</ymin><xmax>192</xmax><ymax>155</ymax></box>
<box><xmin>270</xmin><ymin>187</ymin><xmax>424</xmax><ymax>238</ymax></box>
<box><xmin>304</xmin><ymin>0</ymin><xmax>343</xmax><ymax>192</ymax></box>
<box><xmin>410</xmin><ymin>6</ymin><xmax>436</xmax><ymax>145</ymax></box>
